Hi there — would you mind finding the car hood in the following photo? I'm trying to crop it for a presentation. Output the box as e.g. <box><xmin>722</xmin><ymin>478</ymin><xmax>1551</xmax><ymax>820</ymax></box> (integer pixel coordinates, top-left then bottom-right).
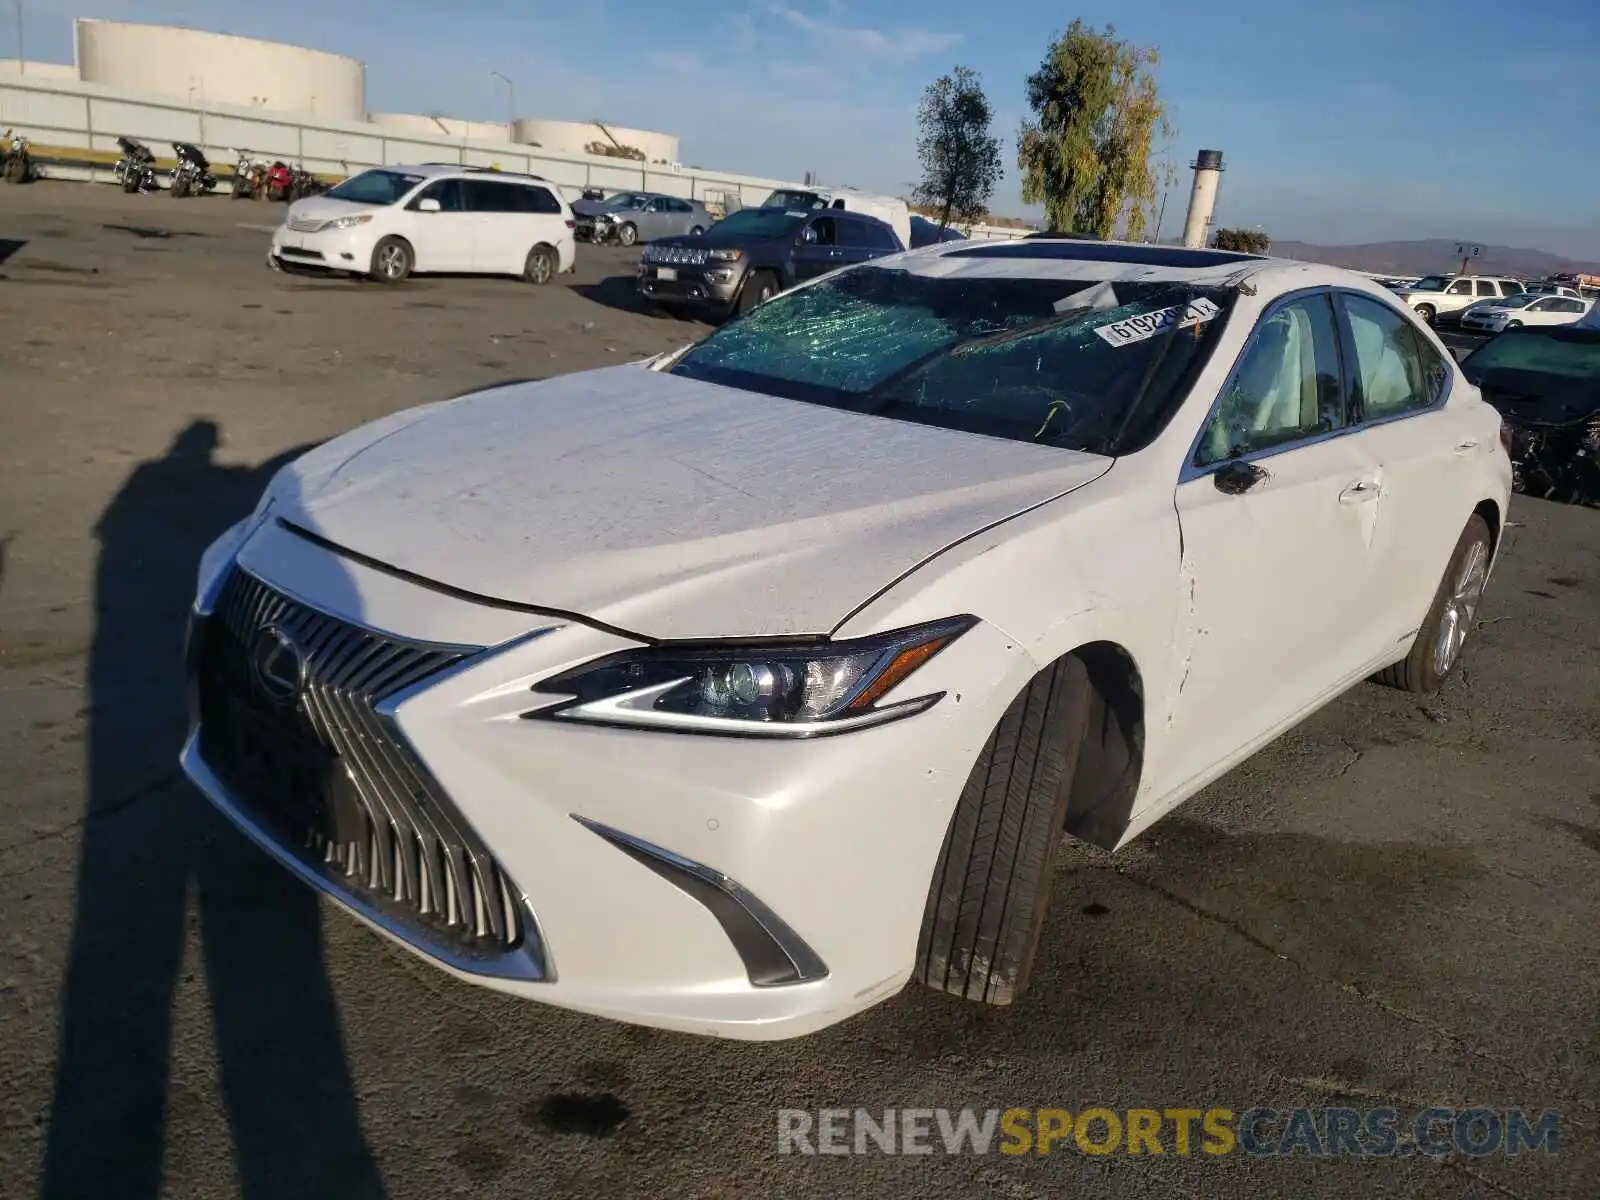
<box><xmin>572</xmin><ymin>200</ymin><xmax>633</xmax><ymax>218</ymax></box>
<box><xmin>268</xmin><ymin>366</ymin><xmax>1112</xmax><ymax>640</ymax></box>
<box><xmin>285</xmin><ymin>194</ymin><xmax>388</xmax><ymax>222</ymax></box>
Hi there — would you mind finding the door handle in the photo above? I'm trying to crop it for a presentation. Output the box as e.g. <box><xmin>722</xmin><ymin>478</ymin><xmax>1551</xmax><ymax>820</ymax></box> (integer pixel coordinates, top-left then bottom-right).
<box><xmin>1339</xmin><ymin>479</ymin><xmax>1382</xmax><ymax>504</ymax></box>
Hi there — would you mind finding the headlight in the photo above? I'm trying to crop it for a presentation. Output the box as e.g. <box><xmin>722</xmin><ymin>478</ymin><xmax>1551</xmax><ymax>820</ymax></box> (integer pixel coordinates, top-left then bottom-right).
<box><xmin>529</xmin><ymin>617</ymin><xmax>974</xmax><ymax>736</ymax></box>
<box><xmin>327</xmin><ymin>214</ymin><xmax>373</xmax><ymax>230</ymax></box>
<box><xmin>708</xmin><ymin>248</ymin><xmax>744</xmax><ymax>262</ymax></box>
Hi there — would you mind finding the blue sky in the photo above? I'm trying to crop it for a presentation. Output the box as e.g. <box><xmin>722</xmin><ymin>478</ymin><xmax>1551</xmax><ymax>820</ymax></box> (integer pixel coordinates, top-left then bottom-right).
<box><xmin>11</xmin><ymin>1</ymin><xmax>1600</xmax><ymax>256</ymax></box>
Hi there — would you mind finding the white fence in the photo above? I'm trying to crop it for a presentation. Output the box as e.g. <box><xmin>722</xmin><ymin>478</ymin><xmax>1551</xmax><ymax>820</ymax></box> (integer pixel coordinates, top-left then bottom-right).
<box><xmin>0</xmin><ymin>74</ymin><xmax>1037</xmax><ymax>238</ymax></box>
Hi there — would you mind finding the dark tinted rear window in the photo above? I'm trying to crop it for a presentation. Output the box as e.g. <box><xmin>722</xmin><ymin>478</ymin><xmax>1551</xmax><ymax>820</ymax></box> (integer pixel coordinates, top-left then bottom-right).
<box><xmin>952</xmin><ymin>242</ymin><xmax>1263</xmax><ymax>268</ymax></box>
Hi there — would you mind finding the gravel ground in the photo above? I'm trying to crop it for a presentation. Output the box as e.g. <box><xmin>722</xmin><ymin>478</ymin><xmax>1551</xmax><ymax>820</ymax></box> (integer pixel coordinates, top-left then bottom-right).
<box><xmin>1</xmin><ymin>181</ymin><xmax>1597</xmax><ymax>1200</ymax></box>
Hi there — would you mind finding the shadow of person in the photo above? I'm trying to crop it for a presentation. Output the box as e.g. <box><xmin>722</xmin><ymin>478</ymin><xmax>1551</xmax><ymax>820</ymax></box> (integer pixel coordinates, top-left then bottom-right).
<box><xmin>42</xmin><ymin>420</ymin><xmax>387</xmax><ymax>1200</ymax></box>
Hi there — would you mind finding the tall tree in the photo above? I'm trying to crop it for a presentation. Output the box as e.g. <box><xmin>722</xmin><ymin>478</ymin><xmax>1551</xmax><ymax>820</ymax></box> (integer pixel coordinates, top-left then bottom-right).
<box><xmin>1018</xmin><ymin>21</ymin><xmax>1173</xmax><ymax>240</ymax></box>
<box><xmin>913</xmin><ymin>66</ymin><xmax>1003</xmax><ymax>231</ymax></box>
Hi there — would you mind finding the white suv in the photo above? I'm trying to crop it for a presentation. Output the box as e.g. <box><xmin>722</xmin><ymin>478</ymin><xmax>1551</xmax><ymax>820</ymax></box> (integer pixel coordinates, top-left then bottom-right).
<box><xmin>269</xmin><ymin>164</ymin><xmax>577</xmax><ymax>284</ymax></box>
<box><xmin>1399</xmin><ymin>274</ymin><xmax>1523</xmax><ymax>325</ymax></box>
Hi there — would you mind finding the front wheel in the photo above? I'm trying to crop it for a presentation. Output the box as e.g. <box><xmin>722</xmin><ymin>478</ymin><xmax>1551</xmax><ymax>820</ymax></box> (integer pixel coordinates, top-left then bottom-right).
<box><xmin>917</xmin><ymin>656</ymin><xmax>1095</xmax><ymax>1005</ymax></box>
<box><xmin>688</xmin><ymin>225</ymin><xmax>704</xmax><ymax>236</ymax></box>
<box><xmin>1507</xmin><ymin>320</ymin><xmax>1523</xmax><ymax>329</ymax></box>
<box><xmin>1374</xmin><ymin>514</ymin><xmax>1492</xmax><ymax>693</ymax></box>
<box><xmin>617</xmin><ymin>222</ymin><xmax>638</xmax><ymax>247</ymax></box>
<box><xmin>369</xmin><ymin>236</ymin><xmax>413</xmax><ymax>283</ymax></box>
<box><xmin>170</xmin><ymin>174</ymin><xmax>188</xmax><ymax>198</ymax></box>
<box><xmin>522</xmin><ymin>244</ymin><xmax>556</xmax><ymax>285</ymax></box>
<box><xmin>1414</xmin><ymin>304</ymin><xmax>1437</xmax><ymax>325</ymax></box>
<box><xmin>735</xmin><ymin>270</ymin><xmax>777</xmax><ymax>315</ymax></box>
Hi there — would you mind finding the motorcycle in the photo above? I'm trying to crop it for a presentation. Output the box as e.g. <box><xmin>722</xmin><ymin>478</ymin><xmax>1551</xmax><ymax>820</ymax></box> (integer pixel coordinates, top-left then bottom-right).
<box><xmin>114</xmin><ymin>135</ymin><xmax>158</xmax><ymax>193</ymax></box>
<box><xmin>1</xmin><ymin>128</ymin><xmax>39</xmax><ymax>183</ymax></box>
<box><xmin>169</xmin><ymin>141</ymin><xmax>217</xmax><ymax>198</ymax></box>
<box><xmin>231</xmin><ymin>148</ymin><xmax>268</xmax><ymax>199</ymax></box>
<box><xmin>287</xmin><ymin>165</ymin><xmax>328</xmax><ymax>201</ymax></box>
<box><xmin>265</xmin><ymin>160</ymin><xmax>292</xmax><ymax>201</ymax></box>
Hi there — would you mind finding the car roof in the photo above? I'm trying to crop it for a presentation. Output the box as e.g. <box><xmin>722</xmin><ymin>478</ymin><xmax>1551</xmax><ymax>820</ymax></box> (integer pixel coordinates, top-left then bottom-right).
<box><xmin>895</xmin><ymin>236</ymin><xmax>1403</xmax><ymax>294</ymax></box>
<box><xmin>392</xmin><ymin>163</ymin><xmax>554</xmax><ymax>185</ymax></box>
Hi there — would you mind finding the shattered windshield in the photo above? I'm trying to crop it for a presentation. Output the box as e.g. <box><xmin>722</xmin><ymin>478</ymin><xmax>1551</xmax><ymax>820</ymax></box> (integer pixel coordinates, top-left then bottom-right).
<box><xmin>1462</xmin><ymin>329</ymin><xmax>1600</xmax><ymax>385</ymax></box>
<box><xmin>669</xmin><ymin>266</ymin><xmax>1235</xmax><ymax>454</ymax></box>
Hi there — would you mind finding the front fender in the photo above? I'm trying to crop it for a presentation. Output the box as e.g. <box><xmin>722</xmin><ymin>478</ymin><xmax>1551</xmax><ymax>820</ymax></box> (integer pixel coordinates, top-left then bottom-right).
<box><xmin>833</xmin><ymin>462</ymin><xmax>1186</xmax><ymax>818</ymax></box>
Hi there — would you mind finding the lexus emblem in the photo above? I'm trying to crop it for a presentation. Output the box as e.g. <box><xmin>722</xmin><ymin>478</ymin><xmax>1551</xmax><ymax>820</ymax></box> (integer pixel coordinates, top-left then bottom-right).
<box><xmin>250</xmin><ymin>623</ymin><xmax>304</xmax><ymax>705</ymax></box>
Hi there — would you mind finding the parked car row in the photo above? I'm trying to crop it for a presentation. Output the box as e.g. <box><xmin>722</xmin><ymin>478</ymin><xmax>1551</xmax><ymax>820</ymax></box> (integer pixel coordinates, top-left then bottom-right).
<box><xmin>1395</xmin><ymin>273</ymin><xmax>1595</xmax><ymax>329</ymax></box>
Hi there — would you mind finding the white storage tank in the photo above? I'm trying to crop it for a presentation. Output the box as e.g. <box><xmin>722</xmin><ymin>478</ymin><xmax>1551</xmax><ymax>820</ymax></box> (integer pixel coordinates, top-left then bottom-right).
<box><xmin>73</xmin><ymin>19</ymin><xmax>365</xmax><ymax>120</ymax></box>
<box><xmin>510</xmin><ymin>118</ymin><xmax>678</xmax><ymax>165</ymax></box>
<box><xmin>369</xmin><ymin>113</ymin><xmax>512</xmax><ymax>145</ymax></box>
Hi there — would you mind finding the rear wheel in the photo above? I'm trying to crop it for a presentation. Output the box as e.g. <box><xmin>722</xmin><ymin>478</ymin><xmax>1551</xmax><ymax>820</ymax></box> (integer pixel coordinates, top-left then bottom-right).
<box><xmin>1375</xmin><ymin>514</ymin><xmax>1492</xmax><ymax>693</ymax></box>
<box><xmin>916</xmin><ymin>656</ymin><xmax>1094</xmax><ymax>1005</ymax></box>
<box><xmin>522</xmin><ymin>244</ymin><xmax>557</xmax><ymax>285</ymax></box>
<box><xmin>688</xmin><ymin>225</ymin><xmax>704</xmax><ymax>236</ymax></box>
<box><xmin>170</xmin><ymin>174</ymin><xmax>188</xmax><ymax>199</ymax></box>
<box><xmin>369</xmin><ymin>236</ymin><xmax>413</xmax><ymax>283</ymax></box>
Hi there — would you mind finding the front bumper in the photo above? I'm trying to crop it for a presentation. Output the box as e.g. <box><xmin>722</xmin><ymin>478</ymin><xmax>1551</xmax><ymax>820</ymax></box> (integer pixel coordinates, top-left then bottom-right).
<box><xmin>636</xmin><ymin>261</ymin><xmax>744</xmax><ymax>308</ymax></box>
<box><xmin>180</xmin><ymin>518</ymin><xmax>1028</xmax><ymax>1038</ymax></box>
<box><xmin>269</xmin><ymin>224</ymin><xmax>375</xmax><ymax>272</ymax></box>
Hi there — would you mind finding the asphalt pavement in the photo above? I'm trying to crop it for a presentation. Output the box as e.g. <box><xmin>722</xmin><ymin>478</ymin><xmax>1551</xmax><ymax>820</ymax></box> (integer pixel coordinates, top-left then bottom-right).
<box><xmin>0</xmin><ymin>182</ymin><xmax>1596</xmax><ymax>1200</ymax></box>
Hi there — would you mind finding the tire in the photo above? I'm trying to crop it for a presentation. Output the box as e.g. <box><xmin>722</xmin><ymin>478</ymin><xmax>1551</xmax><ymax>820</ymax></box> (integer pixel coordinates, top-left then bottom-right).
<box><xmin>617</xmin><ymin>222</ymin><xmax>638</xmax><ymax>247</ymax></box>
<box><xmin>522</xmin><ymin>244</ymin><xmax>557</xmax><ymax>285</ymax></box>
<box><xmin>688</xmin><ymin>225</ymin><xmax>704</xmax><ymax>236</ymax></box>
<box><xmin>736</xmin><ymin>270</ymin><xmax>778</xmax><ymax>315</ymax></box>
<box><xmin>170</xmin><ymin>174</ymin><xmax>187</xmax><ymax>199</ymax></box>
<box><xmin>1414</xmin><ymin>304</ymin><xmax>1436</xmax><ymax>325</ymax></box>
<box><xmin>369</xmin><ymin>236</ymin><xmax>413</xmax><ymax>283</ymax></box>
<box><xmin>916</xmin><ymin>656</ymin><xmax>1095</xmax><ymax>1005</ymax></box>
<box><xmin>1507</xmin><ymin>320</ymin><xmax>1523</xmax><ymax>329</ymax></box>
<box><xmin>1374</xmin><ymin>514</ymin><xmax>1492</xmax><ymax>694</ymax></box>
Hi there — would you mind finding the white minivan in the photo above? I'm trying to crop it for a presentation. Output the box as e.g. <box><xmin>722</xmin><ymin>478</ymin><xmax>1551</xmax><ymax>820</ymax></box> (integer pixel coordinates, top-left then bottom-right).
<box><xmin>269</xmin><ymin>164</ymin><xmax>577</xmax><ymax>284</ymax></box>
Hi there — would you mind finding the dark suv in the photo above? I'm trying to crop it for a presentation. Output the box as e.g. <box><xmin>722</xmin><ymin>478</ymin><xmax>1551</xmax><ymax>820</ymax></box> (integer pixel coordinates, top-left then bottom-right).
<box><xmin>637</xmin><ymin>205</ymin><xmax>905</xmax><ymax>317</ymax></box>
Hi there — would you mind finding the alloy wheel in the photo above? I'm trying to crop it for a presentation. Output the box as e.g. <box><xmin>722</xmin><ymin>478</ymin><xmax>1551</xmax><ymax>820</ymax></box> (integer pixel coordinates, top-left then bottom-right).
<box><xmin>1433</xmin><ymin>539</ymin><xmax>1488</xmax><ymax>677</ymax></box>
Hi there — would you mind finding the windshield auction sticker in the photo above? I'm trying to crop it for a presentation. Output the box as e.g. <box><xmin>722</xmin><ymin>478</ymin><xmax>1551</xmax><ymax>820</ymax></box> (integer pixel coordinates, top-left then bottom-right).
<box><xmin>1095</xmin><ymin>297</ymin><xmax>1222</xmax><ymax>347</ymax></box>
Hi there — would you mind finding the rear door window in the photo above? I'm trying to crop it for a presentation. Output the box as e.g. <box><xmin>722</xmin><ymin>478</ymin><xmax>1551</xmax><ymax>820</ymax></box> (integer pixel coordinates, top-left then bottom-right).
<box><xmin>521</xmin><ymin>185</ymin><xmax>562</xmax><ymax>214</ymax></box>
<box><xmin>1341</xmin><ymin>294</ymin><xmax>1448</xmax><ymax>420</ymax></box>
<box><xmin>1498</xmin><ymin>281</ymin><xmax>1523</xmax><ymax>297</ymax></box>
<box><xmin>463</xmin><ymin>181</ymin><xmax>523</xmax><ymax>212</ymax></box>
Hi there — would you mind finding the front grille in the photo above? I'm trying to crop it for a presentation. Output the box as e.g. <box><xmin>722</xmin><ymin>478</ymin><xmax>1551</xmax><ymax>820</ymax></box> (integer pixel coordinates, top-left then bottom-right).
<box><xmin>646</xmin><ymin>244</ymin><xmax>709</xmax><ymax>266</ymax></box>
<box><xmin>195</xmin><ymin>568</ymin><xmax>530</xmax><ymax>961</ymax></box>
<box><xmin>287</xmin><ymin>215</ymin><xmax>324</xmax><ymax>233</ymax></box>
<box><xmin>279</xmin><ymin>247</ymin><xmax>325</xmax><ymax>261</ymax></box>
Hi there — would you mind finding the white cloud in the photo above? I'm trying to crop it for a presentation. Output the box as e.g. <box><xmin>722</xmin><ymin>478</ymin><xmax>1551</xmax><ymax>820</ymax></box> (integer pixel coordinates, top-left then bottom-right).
<box><xmin>761</xmin><ymin>0</ymin><xmax>961</xmax><ymax>65</ymax></box>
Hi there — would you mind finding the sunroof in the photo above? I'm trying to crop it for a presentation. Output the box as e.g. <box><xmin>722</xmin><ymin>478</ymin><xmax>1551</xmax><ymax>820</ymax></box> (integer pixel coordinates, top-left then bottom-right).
<box><xmin>950</xmin><ymin>242</ymin><xmax>1265</xmax><ymax>268</ymax></box>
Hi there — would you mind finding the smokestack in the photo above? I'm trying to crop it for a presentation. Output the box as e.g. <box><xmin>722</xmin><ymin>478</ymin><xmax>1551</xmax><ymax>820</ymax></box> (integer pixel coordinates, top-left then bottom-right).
<box><xmin>1181</xmin><ymin>149</ymin><xmax>1224</xmax><ymax>249</ymax></box>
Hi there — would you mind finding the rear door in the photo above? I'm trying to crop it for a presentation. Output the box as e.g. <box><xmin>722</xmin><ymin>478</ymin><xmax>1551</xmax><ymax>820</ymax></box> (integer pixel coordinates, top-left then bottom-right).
<box><xmin>835</xmin><ymin>216</ymin><xmax>896</xmax><ymax>266</ymax></box>
<box><xmin>403</xmin><ymin>178</ymin><xmax>474</xmax><ymax>271</ymax></box>
<box><xmin>1169</xmin><ymin>290</ymin><xmax>1381</xmax><ymax>782</ymax></box>
<box><xmin>1333</xmin><ymin>291</ymin><xmax>1480</xmax><ymax>654</ymax></box>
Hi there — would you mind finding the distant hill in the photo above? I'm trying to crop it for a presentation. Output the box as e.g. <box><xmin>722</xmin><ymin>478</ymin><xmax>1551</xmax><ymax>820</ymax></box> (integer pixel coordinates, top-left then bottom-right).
<box><xmin>1269</xmin><ymin>238</ymin><xmax>1600</xmax><ymax>279</ymax></box>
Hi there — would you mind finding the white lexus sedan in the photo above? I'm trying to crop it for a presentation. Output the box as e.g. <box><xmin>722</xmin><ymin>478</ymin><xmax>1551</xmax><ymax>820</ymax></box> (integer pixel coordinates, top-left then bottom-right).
<box><xmin>182</xmin><ymin>240</ymin><xmax>1511</xmax><ymax>1040</ymax></box>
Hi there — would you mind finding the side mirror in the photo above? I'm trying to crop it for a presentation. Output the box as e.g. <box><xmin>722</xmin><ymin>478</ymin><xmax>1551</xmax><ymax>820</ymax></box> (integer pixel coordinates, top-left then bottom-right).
<box><xmin>801</xmin><ymin>227</ymin><xmax>818</xmax><ymax>244</ymax></box>
<box><xmin>1213</xmin><ymin>461</ymin><xmax>1268</xmax><ymax>495</ymax></box>
<box><xmin>417</xmin><ymin>198</ymin><xmax>441</xmax><ymax>213</ymax></box>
